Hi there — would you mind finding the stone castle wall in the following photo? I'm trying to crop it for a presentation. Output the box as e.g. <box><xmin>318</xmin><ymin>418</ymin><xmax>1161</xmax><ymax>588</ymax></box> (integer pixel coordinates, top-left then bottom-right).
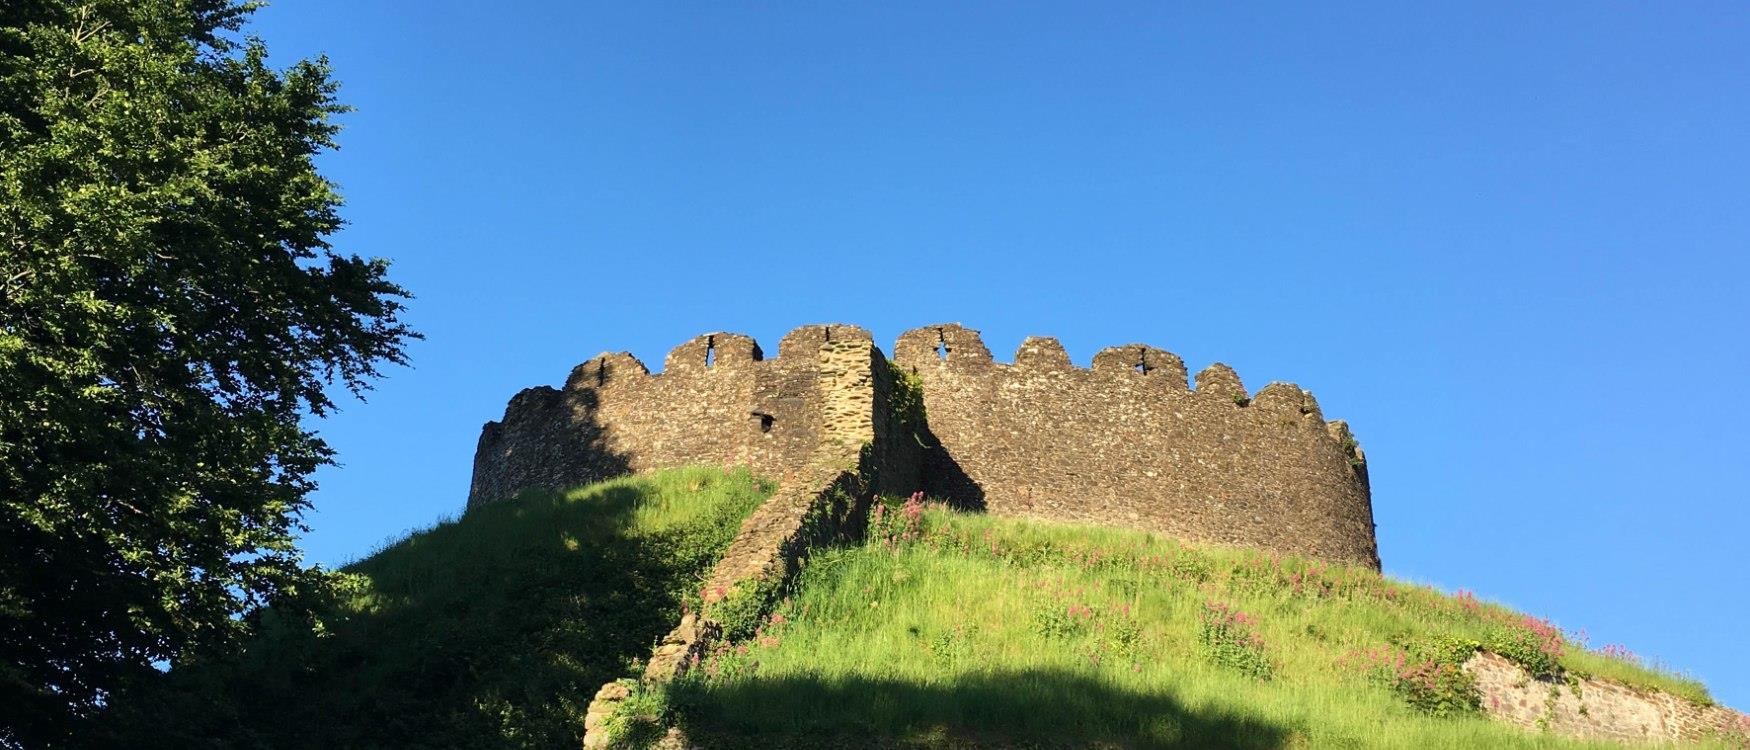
<box><xmin>469</xmin><ymin>324</ymin><xmax>874</xmax><ymax>507</ymax></box>
<box><xmin>469</xmin><ymin>322</ymin><xmax>1377</xmax><ymax>567</ymax></box>
<box><xmin>583</xmin><ymin>337</ymin><xmax>891</xmax><ymax>750</ymax></box>
<box><xmin>892</xmin><ymin>324</ymin><xmax>1377</xmax><ymax>567</ymax></box>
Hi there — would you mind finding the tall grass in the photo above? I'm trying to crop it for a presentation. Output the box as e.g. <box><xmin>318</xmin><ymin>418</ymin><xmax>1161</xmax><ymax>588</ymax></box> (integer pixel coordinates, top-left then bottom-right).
<box><xmin>105</xmin><ymin>467</ymin><xmax>772</xmax><ymax>749</ymax></box>
<box><xmin>670</xmin><ymin>498</ymin><xmax>1723</xmax><ymax>749</ymax></box>
<box><xmin>103</xmin><ymin>475</ymin><xmax>1728</xmax><ymax>749</ymax></box>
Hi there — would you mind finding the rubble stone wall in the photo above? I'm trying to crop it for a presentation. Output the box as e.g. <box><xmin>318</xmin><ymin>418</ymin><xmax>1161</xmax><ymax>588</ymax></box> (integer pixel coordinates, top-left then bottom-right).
<box><xmin>469</xmin><ymin>324</ymin><xmax>873</xmax><ymax>508</ymax></box>
<box><xmin>581</xmin><ymin>339</ymin><xmax>886</xmax><ymax>750</ymax></box>
<box><xmin>891</xmin><ymin>323</ymin><xmax>1378</xmax><ymax>567</ymax></box>
<box><xmin>469</xmin><ymin>322</ymin><xmax>1377</xmax><ymax>567</ymax></box>
<box><xmin>1466</xmin><ymin>651</ymin><xmax>1750</xmax><ymax>745</ymax></box>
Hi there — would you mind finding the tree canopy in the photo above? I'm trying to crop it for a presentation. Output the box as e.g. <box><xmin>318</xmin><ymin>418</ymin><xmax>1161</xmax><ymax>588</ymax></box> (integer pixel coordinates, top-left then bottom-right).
<box><xmin>0</xmin><ymin>1</ymin><xmax>415</xmax><ymax>743</ymax></box>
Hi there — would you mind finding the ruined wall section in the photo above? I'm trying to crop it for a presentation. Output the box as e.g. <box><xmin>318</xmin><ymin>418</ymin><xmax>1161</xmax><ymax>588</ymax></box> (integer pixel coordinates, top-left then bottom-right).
<box><xmin>468</xmin><ymin>325</ymin><xmax>875</xmax><ymax>508</ymax></box>
<box><xmin>892</xmin><ymin>323</ymin><xmax>1379</xmax><ymax>568</ymax></box>
<box><xmin>584</xmin><ymin>338</ymin><xmax>894</xmax><ymax>750</ymax></box>
<box><xmin>1467</xmin><ymin>651</ymin><xmax>1750</xmax><ymax>745</ymax></box>
<box><xmin>470</xmin><ymin>320</ymin><xmax>1380</xmax><ymax>567</ymax></box>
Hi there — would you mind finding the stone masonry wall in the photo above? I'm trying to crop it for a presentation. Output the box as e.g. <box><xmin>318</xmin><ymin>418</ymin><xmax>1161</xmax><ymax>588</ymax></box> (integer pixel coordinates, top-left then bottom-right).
<box><xmin>470</xmin><ymin>322</ymin><xmax>1377</xmax><ymax>568</ymax></box>
<box><xmin>582</xmin><ymin>339</ymin><xmax>886</xmax><ymax>750</ymax></box>
<box><xmin>1466</xmin><ymin>651</ymin><xmax>1750</xmax><ymax>745</ymax></box>
<box><xmin>891</xmin><ymin>323</ymin><xmax>1378</xmax><ymax>568</ymax></box>
<box><xmin>469</xmin><ymin>324</ymin><xmax>875</xmax><ymax>508</ymax></box>
<box><xmin>475</xmin><ymin>324</ymin><xmax>1750</xmax><ymax>747</ymax></box>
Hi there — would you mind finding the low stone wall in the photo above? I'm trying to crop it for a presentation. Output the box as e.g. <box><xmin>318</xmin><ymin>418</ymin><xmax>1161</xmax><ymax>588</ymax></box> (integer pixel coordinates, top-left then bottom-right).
<box><xmin>581</xmin><ymin>461</ymin><xmax>871</xmax><ymax>749</ymax></box>
<box><xmin>648</xmin><ymin>462</ymin><xmax>861</xmax><ymax>683</ymax></box>
<box><xmin>582</xmin><ymin>340</ymin><xmax>888</xmax><ymax>749</ymax></box>
<box><xmin>1466</xmin><ymin>651</ymin><xmax>1750</xmax><ymax>746</ymax></box>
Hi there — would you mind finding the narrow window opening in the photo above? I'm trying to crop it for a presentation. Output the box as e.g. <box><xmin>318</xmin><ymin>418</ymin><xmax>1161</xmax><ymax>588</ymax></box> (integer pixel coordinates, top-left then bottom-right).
<box><xmin>705</xmin><ymin>335</ymin><xmax>716</xmax><ymax>369</ymax></box>
<box><xmin>597</xmin><ymin>357</ymin><xmax>607</xmax><ymax>386</ymax></box>
<box><xmin>824</xmin><ymin>325</ymin><xmax>832</xmax><ymax>342</ymax></box>
<box><xmin>935</xmin><ymin>329</ymin><xmax>949</xmax><ymax>361</ymax></box>
<box><xmin>752</xmin><ymin>411</ymin><xmax>775</xmax><ymax>433</ymax></box>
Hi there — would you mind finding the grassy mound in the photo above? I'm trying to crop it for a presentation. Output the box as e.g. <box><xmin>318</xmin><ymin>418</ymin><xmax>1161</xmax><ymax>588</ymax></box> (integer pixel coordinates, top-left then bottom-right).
<box><xmin>105</xmin><ymin>475</ymin><xmax>1730</xmax><ymax>750</ymax></box>
<box><xmin>107</xmin><ymin>467</ymin><xmax>772</xmax><ymax>749</ymax></box>
<box><xmin>660</xmin><ymin>496</ymin><xmax>1721</xmax><ymax>749</ymax></box>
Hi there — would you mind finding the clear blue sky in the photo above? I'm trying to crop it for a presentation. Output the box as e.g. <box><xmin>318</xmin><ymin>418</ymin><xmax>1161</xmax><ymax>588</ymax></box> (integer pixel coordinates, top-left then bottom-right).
<box><xmin>251</xmin><ymin>2</ymin><xmax>1748</xmax><ymax>708</ymax></box>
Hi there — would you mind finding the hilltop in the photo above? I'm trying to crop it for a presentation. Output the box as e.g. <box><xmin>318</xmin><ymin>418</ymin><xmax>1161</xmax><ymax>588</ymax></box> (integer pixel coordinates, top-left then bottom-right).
<box><xmin>107</xmin><ymin>469</ymin><xmax>1744</xmax><ymax>749</ymax></box>
<box><xmin>95</xmin><ymin>325</ymin><xmax>1747</xmax><ymax>748</ymax></box>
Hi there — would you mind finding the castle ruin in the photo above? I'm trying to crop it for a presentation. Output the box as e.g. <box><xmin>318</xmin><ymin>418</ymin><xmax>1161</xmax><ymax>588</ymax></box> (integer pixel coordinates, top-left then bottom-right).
<box><xmin>469</xmin><ymin>323</ymin><xmax>1379</xmax><ymax>568</ymax></box>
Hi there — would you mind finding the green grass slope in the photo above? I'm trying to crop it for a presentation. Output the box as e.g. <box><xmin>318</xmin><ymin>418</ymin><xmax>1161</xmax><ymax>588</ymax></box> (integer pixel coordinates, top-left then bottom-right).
<box><xmin>655</xmin><ymin>496</ymin><xmax>1727</xmax><ymax>750</ymax></box>
<box><xmin>105</xmin><ymin>467</ymin><xmax>772</xmax><ymax>749</ymax></box>
<box><xmin>106</xmin><ymin>473</ymin><xmax>1734</xmax><ymax>750</ymax></box>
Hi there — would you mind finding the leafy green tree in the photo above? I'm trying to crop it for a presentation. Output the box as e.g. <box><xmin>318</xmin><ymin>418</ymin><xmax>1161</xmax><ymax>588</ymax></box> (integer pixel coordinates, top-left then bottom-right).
<box><xmin>0</xmin><ymin>1</ymin><xmax>415</xmax><ymax>743</ymax></box>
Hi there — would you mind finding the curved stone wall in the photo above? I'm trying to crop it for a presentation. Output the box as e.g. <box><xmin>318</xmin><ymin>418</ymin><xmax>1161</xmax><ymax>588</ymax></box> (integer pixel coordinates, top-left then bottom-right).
<box><xmin>468</xmin><ymin>322</ymin><xmax>1379</xmax><ymax>567</ymax></box>
<box><xmin>892</xmin><ymin>323</ymin><xmax>1378</xmax><ymax>567</ymax></box>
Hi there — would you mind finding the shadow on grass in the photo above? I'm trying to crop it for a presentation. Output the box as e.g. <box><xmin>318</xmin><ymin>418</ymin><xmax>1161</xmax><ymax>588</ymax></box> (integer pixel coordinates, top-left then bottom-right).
<box><xmin>99</xmin><ymin>471</ymin><xmax>766</xmax><ymax>749</ymax></box>
<box><xmin>671</xmin><ymin>668</ymin><xmax>1293</xmax><ymax>749</ymax></box>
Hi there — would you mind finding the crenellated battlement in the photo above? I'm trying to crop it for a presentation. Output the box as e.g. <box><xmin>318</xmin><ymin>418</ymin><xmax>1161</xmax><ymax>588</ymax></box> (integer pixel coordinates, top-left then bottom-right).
<box><xmin>892</xmin><ymin>323</ymin><xmax>1328</xmax><ymax>406</ymax></box>
<box><xmin>470</xmin><ymin>324</ymin><xmax>921</xmax><ymax>508</ymax></box>
<box><xmin>468</xmin><ymin>322</ymin><xmax>1379</xmax><ymax>567</ymax></box>
<box><xmin>886</xmin><ymin>323</ymin><xmax>1375</xmax><ymax>566</ymax></box>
